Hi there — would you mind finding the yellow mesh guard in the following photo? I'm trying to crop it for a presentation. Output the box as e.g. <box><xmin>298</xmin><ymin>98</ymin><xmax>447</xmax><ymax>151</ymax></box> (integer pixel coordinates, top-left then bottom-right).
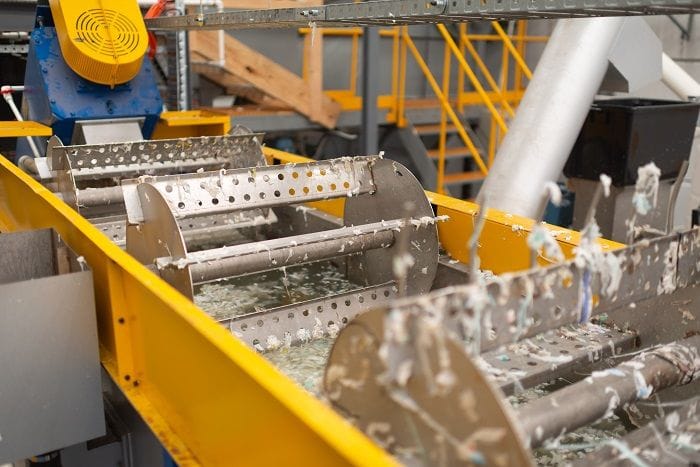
<box><xmin>49</xmin><ymin>0</ymin><xmax>148</xmax><ymax>87</ymax></box>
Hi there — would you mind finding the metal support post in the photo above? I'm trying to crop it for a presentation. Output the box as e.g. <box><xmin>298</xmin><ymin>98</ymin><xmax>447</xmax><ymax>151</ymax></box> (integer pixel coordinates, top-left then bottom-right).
<box><xmin>361</xmin><ymin>26</ymin><xmax>380</xmax><ymax>155</ymax></box>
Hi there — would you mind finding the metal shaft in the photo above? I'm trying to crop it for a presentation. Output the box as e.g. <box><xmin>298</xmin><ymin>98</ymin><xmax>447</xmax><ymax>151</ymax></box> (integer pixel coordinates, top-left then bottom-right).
<box><xmin>518</xmin><ymin>334</ymin><xmax>700</xmax><ymax>448</ymax></box>
<box><xmin>186</xmin><ymin>229</ymin><xmax>394</xmax><ymax>283</ymax></box>
<box><xmin>77</xmin><ymin>186</ymin><xmax>124</xmax><ymax>207</ymax></box>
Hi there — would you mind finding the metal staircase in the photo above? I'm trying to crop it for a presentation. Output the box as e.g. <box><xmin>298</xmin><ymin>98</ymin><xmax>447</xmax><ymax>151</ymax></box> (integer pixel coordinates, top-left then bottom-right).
<box><xmin>411</xmin><ymin>119</ymin><xmax>488</xmax><ymax>196</ymax></box>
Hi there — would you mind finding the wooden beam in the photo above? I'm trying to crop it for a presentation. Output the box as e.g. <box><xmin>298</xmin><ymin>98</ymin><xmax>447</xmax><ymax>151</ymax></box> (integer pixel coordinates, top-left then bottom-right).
<box><xmin>190</xmin><ymin>32</ymin><xmax>340</xmax><ymax>128</ymax></box>
<box><xmin>304</xmin><ymin>30</ymin><xmax>324</xmax><ymax>120</ymax></box>
<box><xmin>191</xmin><ymin>59</ymin><xmax>288</xmax><ymax>108</ymax></box>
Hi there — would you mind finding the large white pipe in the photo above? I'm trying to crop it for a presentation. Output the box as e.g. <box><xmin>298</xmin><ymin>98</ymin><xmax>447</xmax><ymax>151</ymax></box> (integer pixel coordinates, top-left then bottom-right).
<box><xmin>662</xmin><ymin>53</ymin><xmax>700</xmax><ymax>99</ymax></box>
<box><xmin>479</xmin><ymin>18</ymin><xmax>625</xmax><ymax>218</ymax></box>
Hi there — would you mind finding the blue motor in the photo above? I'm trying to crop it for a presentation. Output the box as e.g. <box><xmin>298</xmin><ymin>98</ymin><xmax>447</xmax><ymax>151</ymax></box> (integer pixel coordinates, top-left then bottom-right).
<box><xmin>18</xmin><ymin>6</ymin><xmax>162</xmax><ymax>156</ymax></box>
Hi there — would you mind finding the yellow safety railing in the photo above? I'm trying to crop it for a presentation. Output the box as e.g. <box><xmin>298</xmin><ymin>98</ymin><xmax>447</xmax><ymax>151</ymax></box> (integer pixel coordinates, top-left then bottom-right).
<box><xmin>299</xmin><ymin>22</ymin><xmax>547</xmax><ymax>194</ymax></box>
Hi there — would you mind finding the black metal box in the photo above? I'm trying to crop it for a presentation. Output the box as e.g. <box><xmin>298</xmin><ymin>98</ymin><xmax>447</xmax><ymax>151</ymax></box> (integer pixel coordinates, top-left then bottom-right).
<box><xmin>564</xmin><ymin>98</ymin><xmax>699</xmax><ymax>186</ymax></box>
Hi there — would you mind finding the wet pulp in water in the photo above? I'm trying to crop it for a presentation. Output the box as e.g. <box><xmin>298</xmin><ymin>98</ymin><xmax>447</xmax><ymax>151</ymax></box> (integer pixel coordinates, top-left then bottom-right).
<box><xmin>195</xmin><ymin>261</ymin><xmax>631</xmax><ymax>465</ymax></box>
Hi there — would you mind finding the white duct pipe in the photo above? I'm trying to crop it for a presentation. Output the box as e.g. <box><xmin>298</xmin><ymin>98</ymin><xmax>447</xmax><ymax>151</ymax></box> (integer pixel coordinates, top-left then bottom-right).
<box><xmin>479</xmin><ymin>18</ymin><xmax>625</xmax><ymax>218</ymax></box>
<box><xmin>662</xmin><ymin>53</ymin><xmax>700</xmax><ymax>100</ymax></box>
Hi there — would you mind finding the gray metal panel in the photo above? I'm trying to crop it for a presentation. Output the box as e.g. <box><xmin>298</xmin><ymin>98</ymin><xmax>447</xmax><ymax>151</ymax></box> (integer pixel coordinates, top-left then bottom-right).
<box><xmin>0</xmin><ymin>0</ymin><xmax>36</xmax><ymax>32</ymax></box>
<box><xmin>0</xmin><ymin>229</ymin><xmax>55</xmax><ymax>284</ymax></box>
<box><xmin>222</xmin><ymin>283</ymin><xmax>398</xmax><ymax>350</ymax></box>
<box><xmin>0</xmin><ymin>271</ymin><xmax>105</xmax><ymax>463</ymax></box>
<box><xmin>396</xmin><ymin>127</ymin><xmax>438</xmax><ymax>191</ymax></box>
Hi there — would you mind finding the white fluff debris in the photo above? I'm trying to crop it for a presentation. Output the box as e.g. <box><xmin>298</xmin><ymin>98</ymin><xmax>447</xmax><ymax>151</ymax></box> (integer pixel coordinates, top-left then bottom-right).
<box><xmin>543</xmin><ymin>182</ymin><xmax>563</xmax><ymax>207</ymax></box>
<box><xmin>393</xmin><ymin>252</ymin><xmax>415</xmax><ymax>278</ymax></box>
<box><xmin>265</xmin><ymin>335</ymin><xmax>282</xmax><ymax>351</ymax></box>
<box><xmin>309</xmin><ymin>21</ymin><xmax>317</xmax><ymax>46</ymax></box>
<box><xmin>632</xmin><ymin>163</ymin><xmax>661</xmax><ymax>216</ymax></box>
<box><xmin>600</xmin><ymin>174</ymin><xmax>612</xmax><ymax>198</ymax></box>
<box><xmin>657</xmin><ymin>241</ymin><xmax>678</xmax><ymax>295</ymax></box>
<box><xmin>574</xmin><ymin>222</ymin><xmax>622</xmax><ymax>296</ymax></box>
<box><xmin>527</xmin><ymin>225</ymin><xmax>565</xmax><ymax>263</ymax></box>
<box><xmin>574</xmin><ymin>221</ymin><xmax>623</xmax><ymax>321</ymax></box>
<box><xmin>76</xmin><ymin>256</ymin><xmax>88</xmax><ymax>271</ymax></box>
<box><xmin>632</xmin><ymin>369</ymin><xmax>653</xmax><ymax>399</ymax></box>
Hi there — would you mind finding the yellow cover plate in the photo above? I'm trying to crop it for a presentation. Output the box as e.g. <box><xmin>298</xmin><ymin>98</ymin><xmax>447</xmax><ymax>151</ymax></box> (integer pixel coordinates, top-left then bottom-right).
<box><xmin>49</xmin><ymin>0</ymin><xmax>148</xmax><ymax>87</ymax></box>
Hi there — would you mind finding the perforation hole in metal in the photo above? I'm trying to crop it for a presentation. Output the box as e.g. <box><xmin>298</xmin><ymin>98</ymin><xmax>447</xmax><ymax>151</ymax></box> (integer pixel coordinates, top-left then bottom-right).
<box><xmin>229</xmin><ymin>282</ymin><xmax>396</xmax><ymax>345</ymax></box>
<box><xmin>153</xmin><ymin>157</ymin><xmax>377</xmax><ymax>217</ymax></box>
<box><xmin>64</xmin><ymin>135</ymin><xmax>261</xmax><ymax>174</ymax></box>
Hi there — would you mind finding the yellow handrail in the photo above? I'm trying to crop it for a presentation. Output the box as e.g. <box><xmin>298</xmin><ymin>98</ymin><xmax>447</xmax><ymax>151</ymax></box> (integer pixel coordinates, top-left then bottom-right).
<box><xmin>402</xmin><ymin>28</ymin><xmax>488</xmax><ymax>175</ymax></box>
<box><xmin>492</xmin><ymin>21</ymin><xmax>534</xmax><ymax>81</ymax></box>
<box><xmin>457</xmin><ymin>23</ymin><xmax>467</xmax><ymax>114</ymax></box>
<box><xmin>436</xmin><ymin>24</ymin><xmax>508</xmax><ymax>134</ymax></box>
<box><xmin>460</xmin><ymin>33</ymin><xmax>515</xmax><ymax>118</ymax></box>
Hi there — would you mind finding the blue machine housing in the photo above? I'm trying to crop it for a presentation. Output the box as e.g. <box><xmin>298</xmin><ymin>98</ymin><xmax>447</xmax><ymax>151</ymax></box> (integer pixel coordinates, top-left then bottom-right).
<box><xmin>21</xmin><ymin>8</ymin><xmax>162</xmax><ymax>152</ymax></box>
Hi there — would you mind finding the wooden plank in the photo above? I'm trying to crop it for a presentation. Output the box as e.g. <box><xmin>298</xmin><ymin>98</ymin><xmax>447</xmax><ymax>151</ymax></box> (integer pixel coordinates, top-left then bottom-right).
<box><xmin>304</xmin><ymin>30</ymin><xmax>324</xmax><ymax>120</ymax></box>
<box><xmin>190</xmin><ymin>32</ymin><xmax>340</xmax><ymax>128</ymax></box>
<box><xmin>191</xmin><ymin>59</ymin><xmax>288</xmax><ymax>108</ymax></box>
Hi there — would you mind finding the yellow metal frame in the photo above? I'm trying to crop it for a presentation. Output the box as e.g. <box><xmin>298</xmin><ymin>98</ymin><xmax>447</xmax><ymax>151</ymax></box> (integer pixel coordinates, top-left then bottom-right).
<box><xmin>151</xmin><ymin>110</ymin><xmax>232</xmax><ymax>140</ymax></box>
<box><xmin>428</xmin><ymin>192</ymin><xmax>624</xmax><ymax>274</ymax></box>
<box><xmin>0</xmin><ymin>155</ymin><xmax>395</xmax><ymax>466</ymax></box>
<box><xmin>0</xmin><ymin>121</ymin><xmax>53</xmax><ymax>138</ymax></box>
<box><xmin>0</xmin><ymin>144</ymin><xmax>623</xmax><ymax>464</ymax></box>
<box><xmin>263</xmin><ymin>147</ymin><xmax>625</xmax><ymax>274</ymax></box>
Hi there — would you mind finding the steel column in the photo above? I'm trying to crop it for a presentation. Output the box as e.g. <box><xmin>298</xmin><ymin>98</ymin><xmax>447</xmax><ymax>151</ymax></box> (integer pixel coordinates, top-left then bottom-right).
<box><xmin>361</xmin><ymin>26</ymin><xmax>380</xmax><ymax>154</ymax></box>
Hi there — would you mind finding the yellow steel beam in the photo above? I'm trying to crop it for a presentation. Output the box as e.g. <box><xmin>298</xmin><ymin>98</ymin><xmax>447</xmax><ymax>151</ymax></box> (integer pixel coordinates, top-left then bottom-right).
<box><xmin>0</xmin><ymin>155</ymin><xmax>395</xmax><ymax>466</ymax></box>
<box><xmin>0</xmin><ymin>121</ymin><xmax>52</xmax><ymax>138</ymax></box>
<box><xmin>262</xmin><ymin>147</ymin><xmax>625</xmax><ymax>274</ymax></box>
<box><xmin>427</xmin><ymin>191</ymin><xmax>625</xmax><ymax>274</ymax></box>
<box><xmin>151</xmin><ymin>110</ymin><xmax>231</xmax><ymax>139</ymax></box>
<box><xmin>325</xmin><ymin>81</ymin><xmax>524</xmax><ymax>110</ymax></box>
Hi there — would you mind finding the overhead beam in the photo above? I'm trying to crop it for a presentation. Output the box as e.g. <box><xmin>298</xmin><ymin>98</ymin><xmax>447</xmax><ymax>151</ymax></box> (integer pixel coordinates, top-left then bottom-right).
<box><xmin>146</xmin><ymin>0</ymin><xmax>700</xmax><ymax>30</ymax></box>
<box><xmin>223</xmin><ymin>0</ymin><xmax>323</xmax><ymax>7</ymax></box>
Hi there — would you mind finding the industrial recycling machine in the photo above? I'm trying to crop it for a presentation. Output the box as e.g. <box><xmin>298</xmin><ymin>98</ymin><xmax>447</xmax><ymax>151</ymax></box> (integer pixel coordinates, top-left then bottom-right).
<box><xmin>0</xmin><ymin>0</ymin><xmax>699</xmax><ymax>466</ymax></box>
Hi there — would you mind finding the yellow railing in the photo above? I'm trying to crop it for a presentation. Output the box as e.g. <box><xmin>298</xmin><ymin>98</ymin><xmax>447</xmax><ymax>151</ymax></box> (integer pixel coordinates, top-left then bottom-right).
<box><xmin>299</xmin><ymin>22</ymin><xmax>547</xmax><ymax>194</ymax></box>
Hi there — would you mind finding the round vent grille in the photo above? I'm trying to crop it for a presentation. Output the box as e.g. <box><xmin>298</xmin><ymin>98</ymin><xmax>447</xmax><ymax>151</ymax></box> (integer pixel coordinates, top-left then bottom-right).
<box><xmin>75</xmin><ymin>9</ymin><xmax>142</xmax><ymax>58</ymax></box>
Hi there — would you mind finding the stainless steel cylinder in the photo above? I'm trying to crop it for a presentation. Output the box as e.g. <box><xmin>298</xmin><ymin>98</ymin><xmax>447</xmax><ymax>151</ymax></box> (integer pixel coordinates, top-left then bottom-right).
<box><xmin>77</xmin><ymin>186</ymin><xmax>124</xmax><ymax>207</ymax></box>
<box><xmin>187</xmin><ymin>230</ymin><xmax>395</xmax><ymax>283</ymax></box>
<box><xmin>518</xmin><ymin>334</ymin><xmax>700</xmax><ymax>448</ymax></box>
